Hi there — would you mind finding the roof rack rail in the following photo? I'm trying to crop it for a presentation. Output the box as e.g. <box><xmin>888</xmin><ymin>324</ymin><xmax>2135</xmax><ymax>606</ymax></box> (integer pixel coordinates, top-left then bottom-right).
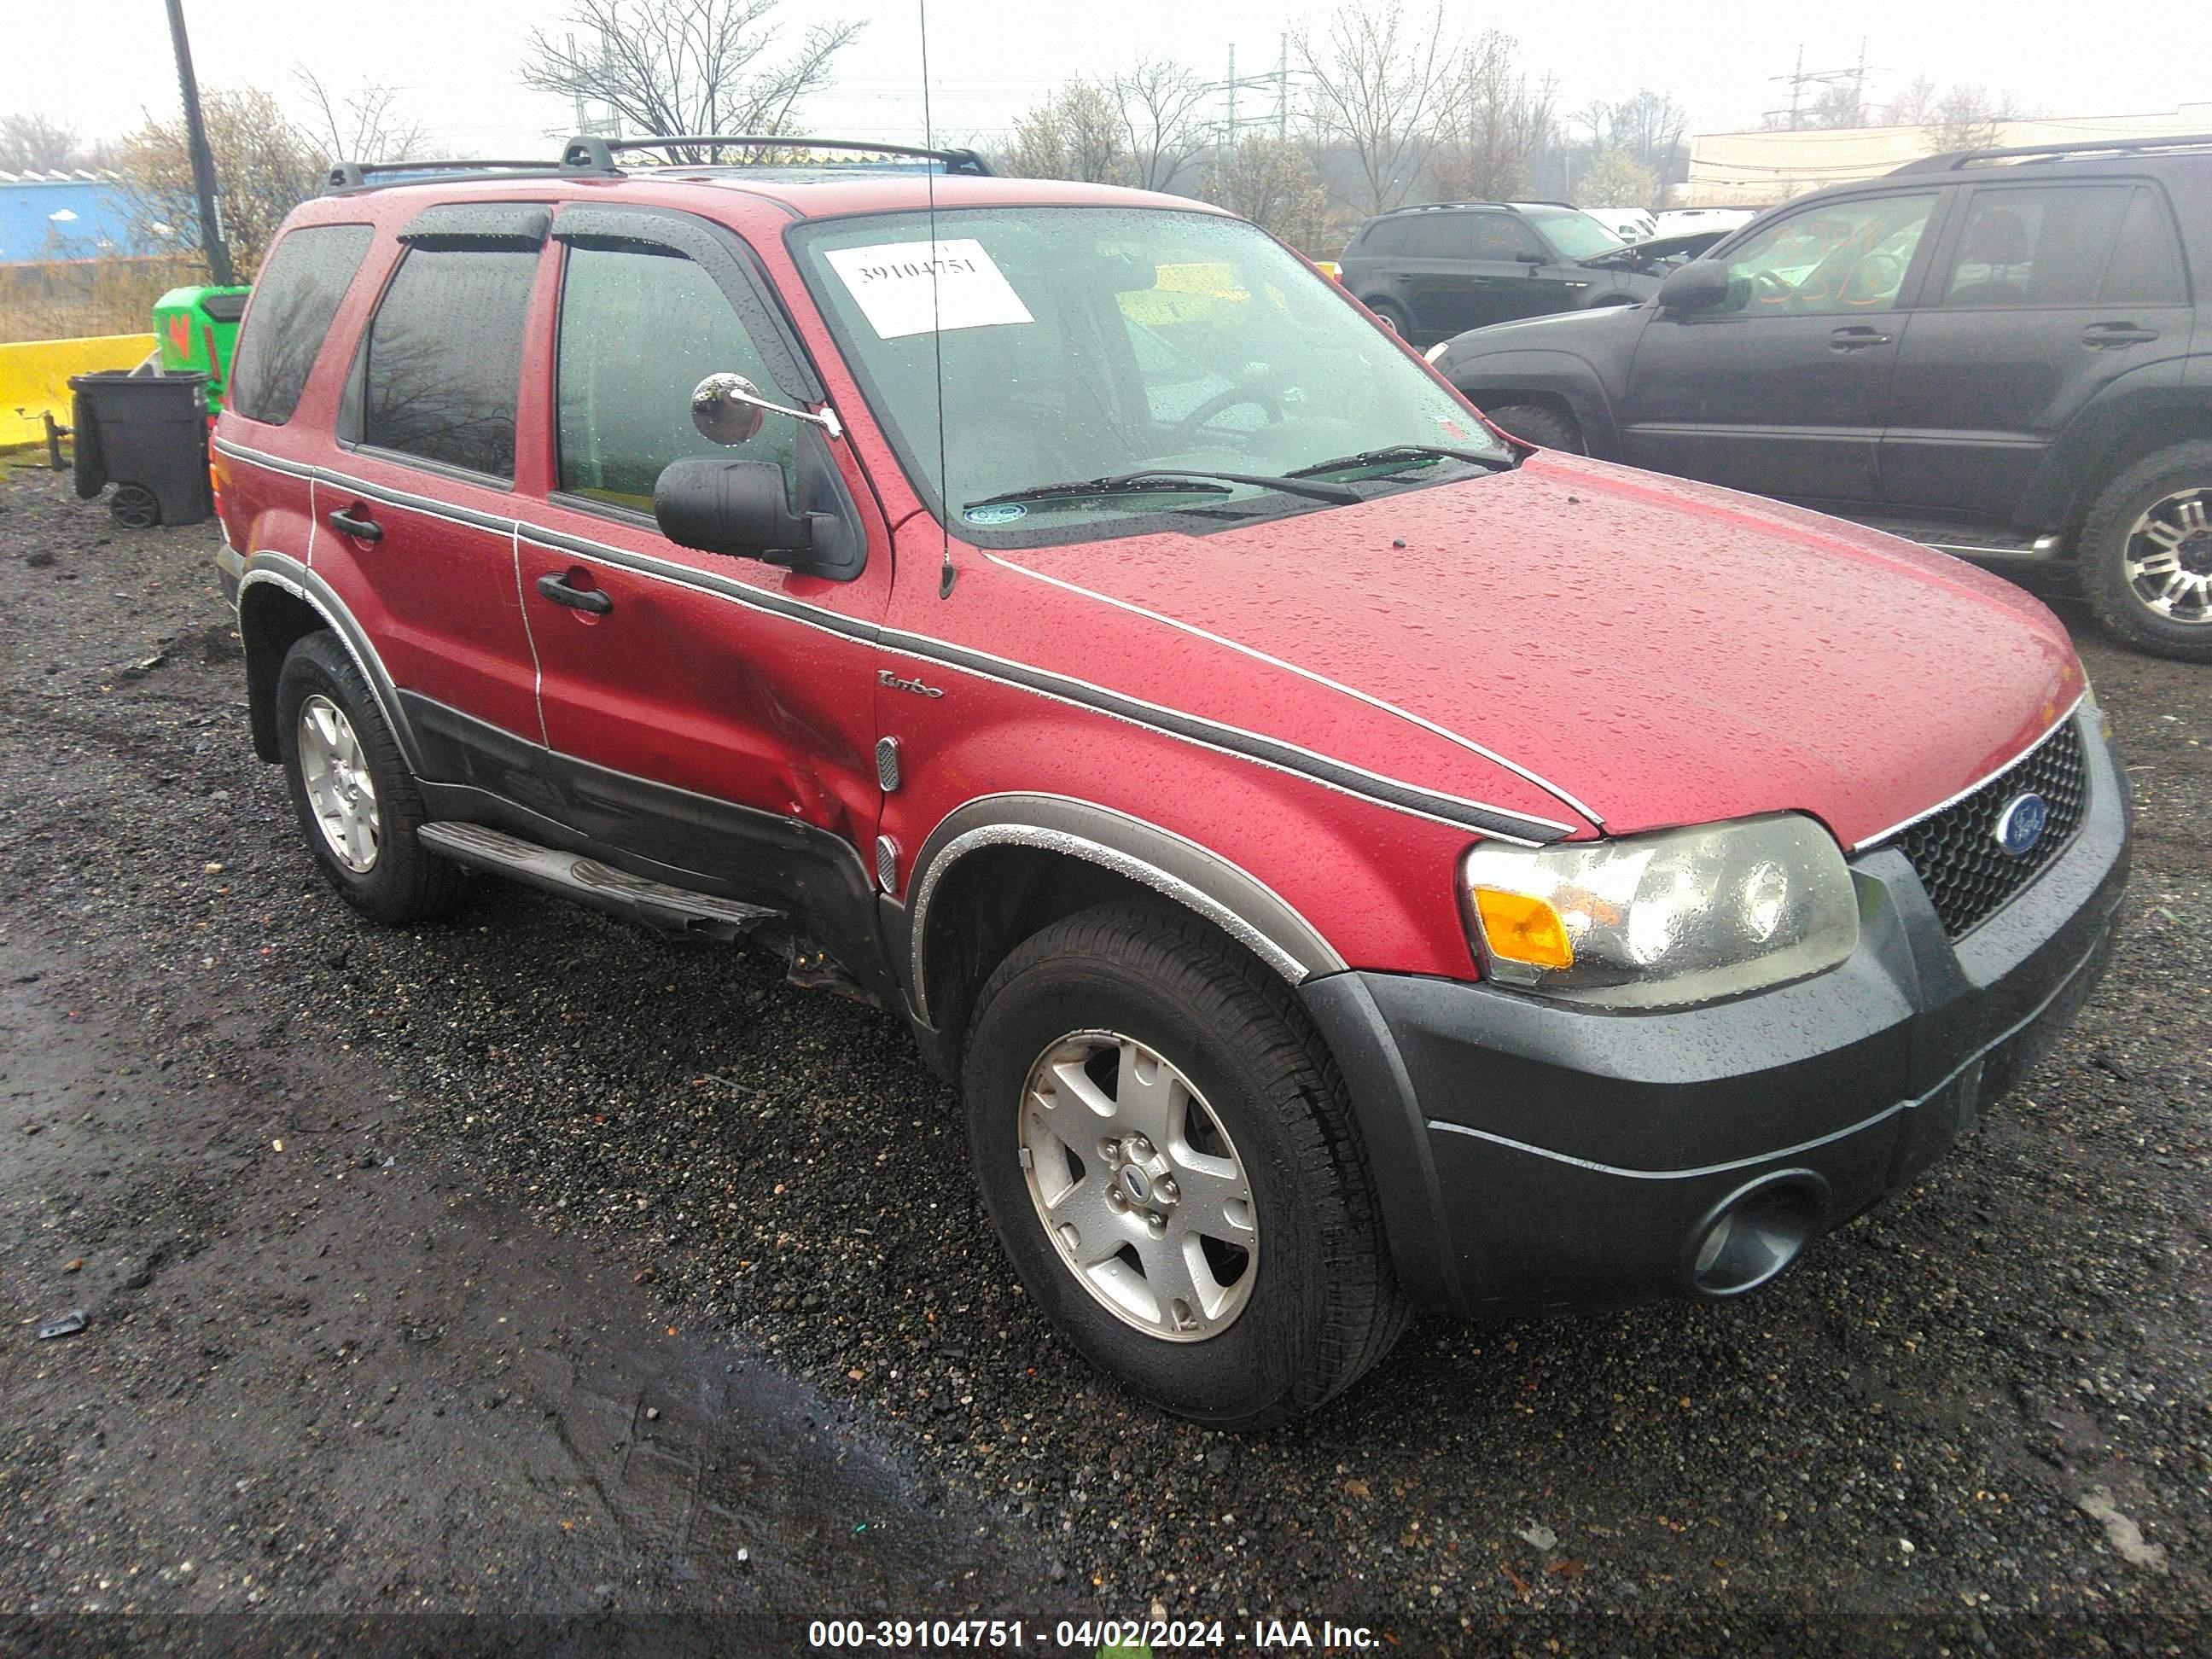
<box><xmin>559</xmin><ymin>133</ymin><xmax>993</xmax><ymax>177</ymax></box>
<box><xmin>1891</xmin><ymin>131</ymin><xmax>2212</xmax><ymax>174</ymax></box>
<box><xmin>323</xmin><ymin>156</ymin><xmax>595</xmax><ymax>195</ymax></box>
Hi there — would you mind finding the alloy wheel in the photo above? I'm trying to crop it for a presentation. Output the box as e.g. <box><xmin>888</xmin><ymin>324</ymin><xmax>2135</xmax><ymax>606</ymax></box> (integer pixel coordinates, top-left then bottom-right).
<box><xmin>1017</xmin><ymin>1030</ymin><xmax>1258</xmax><ymax>1342</ymax></box>
<box><xmin>296</xmin><ymin>694</ymin><xmax>381</xmax><ymax>872</ymax></box>
<box><xmin>2122</xmin><ymin>486</ymin><xmax>2212</xmax><ymax>625</ymax></box>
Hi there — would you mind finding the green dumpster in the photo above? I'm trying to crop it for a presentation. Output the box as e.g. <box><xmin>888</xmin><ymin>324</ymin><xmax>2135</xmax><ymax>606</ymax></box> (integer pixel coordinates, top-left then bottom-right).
<box><xmin>152</xmin><ymin>285</ymin><xmax>251</xmax><ymax>412</ymax></box>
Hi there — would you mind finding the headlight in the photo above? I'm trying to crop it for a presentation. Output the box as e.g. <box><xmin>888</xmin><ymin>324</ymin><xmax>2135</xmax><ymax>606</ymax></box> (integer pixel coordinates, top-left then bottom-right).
<box><xmin>1460</xmin><ymin>814</ymin><xmax>1859</xmax><ymax>1009</ymax></box>
<box><xmin>1423</xmin><ymin>341</ymin><xmax>1451</xmax><ymax>364</ymax></box>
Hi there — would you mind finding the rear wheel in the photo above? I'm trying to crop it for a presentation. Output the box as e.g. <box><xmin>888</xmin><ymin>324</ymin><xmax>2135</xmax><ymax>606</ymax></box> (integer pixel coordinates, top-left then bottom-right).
<box><xmin>2080</xmin><ymin>442</ymin><xmax>2212</xmax><ymax>661</ymax></box>
<box><xmin>1481</xmin><ymin>401</ymin><xmax>1584</xmax><ymax>452</ymax></box>
<box><xmin>276</xmin><ymin>631</ymin><xmax>469</xmax><ymax>923</ymax></box>
<box><xmin>962</xmin><ymin>900</ymin><xmax>1406</xmax><ymax>1427</ymax></box>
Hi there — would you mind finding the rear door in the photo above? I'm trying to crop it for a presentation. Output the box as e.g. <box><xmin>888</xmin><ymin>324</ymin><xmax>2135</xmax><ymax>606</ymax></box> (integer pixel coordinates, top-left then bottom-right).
<box><xmin>1616</xmin><ymin>188</ymin><xmax>1946</xmax><ymax>506</ymax></box>
<box><xmin>316</xmin><ymin>207</ymin><xmax>549</xmax><ymax>756</ymax></box>
<box><xmin>512</xmin><ymin>205</ymin><xmax>891</xmax><ymax>938</ymax></box>
<box><xmin>1395</xmin><ymin>210</ymin><xmax>1481</xmax><ymax>341</ymax></box>
<box><xmin>1881</xmin><ymin>181</ymin><xmax>2193</xmax><ymax>521</ymax></box>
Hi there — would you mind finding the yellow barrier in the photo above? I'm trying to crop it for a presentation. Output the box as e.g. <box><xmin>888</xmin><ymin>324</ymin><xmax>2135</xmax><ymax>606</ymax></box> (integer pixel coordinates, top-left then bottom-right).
<box><xmin>0</xmin><ymin>333</ymin><xmax>156</xmax><ymax>450</ymax></box>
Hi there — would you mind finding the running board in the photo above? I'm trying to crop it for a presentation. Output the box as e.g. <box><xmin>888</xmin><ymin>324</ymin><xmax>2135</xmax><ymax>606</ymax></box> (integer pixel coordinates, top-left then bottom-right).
<box><xmin>417</xmin><ymin>822</ymin><xmax>781</xmax><ymax>942</ymax></box>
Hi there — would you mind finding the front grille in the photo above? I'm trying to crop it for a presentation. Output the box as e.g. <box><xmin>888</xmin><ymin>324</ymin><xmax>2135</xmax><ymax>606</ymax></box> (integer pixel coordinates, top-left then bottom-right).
<box><xmin>1893</xmin><ymin>713</ymin><xmax>2087</xmax><ymax>938</ymax></box>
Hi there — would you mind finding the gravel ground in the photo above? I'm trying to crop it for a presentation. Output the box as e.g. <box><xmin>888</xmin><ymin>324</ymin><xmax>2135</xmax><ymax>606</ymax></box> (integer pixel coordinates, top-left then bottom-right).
<box><xmin>0</xmin><ymin>460</ymin><xmax>2207</xmax><ymax>1653</ymax></box>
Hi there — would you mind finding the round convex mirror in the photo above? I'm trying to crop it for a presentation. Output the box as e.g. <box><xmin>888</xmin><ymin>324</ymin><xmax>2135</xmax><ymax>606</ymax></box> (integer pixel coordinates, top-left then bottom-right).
<box><xmin>691</xmin><ymin>373</ymin><xmax>767</xmax><ymax>445</ymax></box>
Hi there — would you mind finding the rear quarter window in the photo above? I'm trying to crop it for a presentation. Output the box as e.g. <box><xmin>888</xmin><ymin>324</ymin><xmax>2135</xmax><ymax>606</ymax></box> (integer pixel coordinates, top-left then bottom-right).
<box><xmin>1355</xmin><ymin>218</ymin><xmax>1410</xmax><ymax>257</ymax></box>
<box><xmin>227</xmin><ymin>224</ymin><xmax>375</xmax><ymax>425</ymax></box>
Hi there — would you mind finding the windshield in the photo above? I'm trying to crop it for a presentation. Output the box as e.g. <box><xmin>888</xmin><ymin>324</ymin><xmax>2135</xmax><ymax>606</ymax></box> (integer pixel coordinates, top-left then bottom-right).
<box><xmin>1523</xmin><ymin>210</ymin><xmax>1627</xmax><ymax>262</ymax></box>
<box><xmin>788</xmin><ymin>207</ymin><xmax>1508</xmax><ymax>541</ymax></box>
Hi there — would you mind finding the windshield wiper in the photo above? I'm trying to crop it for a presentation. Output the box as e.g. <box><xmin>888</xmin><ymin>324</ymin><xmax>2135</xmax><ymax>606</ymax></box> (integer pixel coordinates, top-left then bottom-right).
<box><xmin>1287</xmin><ymin>443</ymin><xmax>1514</xmax><ymax>480</ymax></box>
<box><xmin>963</xmin><ymin>468</ymin><xmax>1359</xmax><ymax>512</ymax></box>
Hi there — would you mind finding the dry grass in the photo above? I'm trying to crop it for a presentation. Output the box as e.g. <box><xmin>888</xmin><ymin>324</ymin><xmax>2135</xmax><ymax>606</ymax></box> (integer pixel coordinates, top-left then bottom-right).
<box><xmin>0</xmin><ymin>256</ymin><xmax>202</xmax><ymax>344</ymax></box>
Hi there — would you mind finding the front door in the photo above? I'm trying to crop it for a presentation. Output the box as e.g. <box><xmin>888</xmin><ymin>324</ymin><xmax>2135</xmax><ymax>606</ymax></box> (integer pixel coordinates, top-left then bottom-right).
<box><xmin>513</xmin><ymin>212</ymin><xmax>892</xmax><ymax>944</ymax></box>
<box><xmin>1616</xmin><ymin>189</ymin><xmax>1945</xmax><ymax>507</ymax></box>
<box><xmin>1881</xmin><ymin>180</ymin><xmax>2194</xmax><ymax>524</ymax></box>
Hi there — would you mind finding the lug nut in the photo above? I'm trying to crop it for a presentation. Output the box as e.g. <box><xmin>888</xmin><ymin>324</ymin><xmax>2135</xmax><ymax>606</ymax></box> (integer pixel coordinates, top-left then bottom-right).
<box><xmin>1156</xmin><ymin>1178</ymin><xmax>1179</xmax><ymax>1202</ymax></box>
<box><xmin>1106</xmin><ymin>1187</ymin><xmax>1127</xmax><ymax>1211</ymax></box>
<box><xmin>1127</xmin><ymin>1137</ymin><xmax>1153</xmax><ymax>1161</ymax></box>
<box><xmin>1145</xmin><ymin>1211</ymin><xmax>1167</xmax><ymax>1236</ymax></box>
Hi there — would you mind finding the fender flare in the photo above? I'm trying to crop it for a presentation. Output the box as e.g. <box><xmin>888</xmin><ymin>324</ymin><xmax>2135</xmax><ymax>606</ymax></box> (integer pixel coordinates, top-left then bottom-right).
<box><xmin>235</xmin><ymin>553</ymin><xmax>424</xmax><ymax>774</ymax></box>
<box><xmin>899</xmin><ymin>792</ymin><xmax>1348</xmax><ymax>1027</ymax></box>
<box><xmin>2024</xmin><ymin>362</ymin><xmax>2204</xmax><ymax>531</ymax></box>
<box><xmin>1447</xmin><ymin>347</ymin><xmax>1621</xmax><ymax>458</ymax></box>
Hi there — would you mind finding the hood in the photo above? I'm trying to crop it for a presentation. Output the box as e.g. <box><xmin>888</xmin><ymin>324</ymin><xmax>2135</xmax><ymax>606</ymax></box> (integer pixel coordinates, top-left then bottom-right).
<box><xmin>987</xmin><ymin>453</ymin><xmax>2082</xmax><ymax>849</ymax></box>
<box><xmin>1578</xmin><ymin>229</ymin><xmax>1729</xmax><ymax>272</ymax></box>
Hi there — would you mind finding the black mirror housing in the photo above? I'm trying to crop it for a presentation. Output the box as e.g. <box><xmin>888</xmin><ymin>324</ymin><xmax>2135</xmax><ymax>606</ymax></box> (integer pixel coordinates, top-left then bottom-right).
<box><xmin>1656</xmin><ymin>259</ymin><xmax>1731</xmax><ymax>313</ymax></box>
<box><xmin>655</xmin><ymin>458</ymin><xmax>812</xmax><ymax>562</ymax></box>
<box><xmin>652</xmin><ymin>446</ymin><xmax>867</xmax><ymax>582</ymax></box>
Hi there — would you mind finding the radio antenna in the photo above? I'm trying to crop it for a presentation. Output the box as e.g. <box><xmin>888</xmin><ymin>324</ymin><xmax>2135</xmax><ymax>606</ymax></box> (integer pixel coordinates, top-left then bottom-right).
<box><xmin>919</xmin><ymin>0</ymin><xmax>955</xmax><ymax>598</ymax></box>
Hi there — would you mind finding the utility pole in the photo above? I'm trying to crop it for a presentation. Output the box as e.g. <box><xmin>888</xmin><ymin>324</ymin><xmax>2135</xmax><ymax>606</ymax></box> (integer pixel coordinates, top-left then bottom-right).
<box><xmin>161</xmin><ymin>0</ymin><xmax>235</xmax><ymax>286</ymax></box>
<box><xmin>1278</xmin><ymin>34</ymin><xmax>1289</xmax><ymax>142</ymax></box>
<box><xmin>1227</xmin><ymin>45</ymin><xmax>1237</xmax><ymax>148</ymax></box>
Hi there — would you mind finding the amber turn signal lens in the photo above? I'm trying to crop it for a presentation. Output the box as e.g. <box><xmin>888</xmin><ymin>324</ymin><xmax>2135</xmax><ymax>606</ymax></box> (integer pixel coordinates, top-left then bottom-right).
<box><xmin>1472</xmin><ymin>888</ymin><xmax>1575</xmax><ymax>969</ymax></box>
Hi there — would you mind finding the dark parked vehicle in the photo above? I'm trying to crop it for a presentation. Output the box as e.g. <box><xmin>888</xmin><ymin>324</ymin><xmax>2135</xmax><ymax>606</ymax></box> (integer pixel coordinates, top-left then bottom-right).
<box><xmin>1338</xmin><ymin>202</ymin><xmax>1667</xmax><ymax>344</ymax></box>
<box><xmin>1432</xmin><ymin>134</ymin><xmax>2212</xmax><ymax>661</ymax></box>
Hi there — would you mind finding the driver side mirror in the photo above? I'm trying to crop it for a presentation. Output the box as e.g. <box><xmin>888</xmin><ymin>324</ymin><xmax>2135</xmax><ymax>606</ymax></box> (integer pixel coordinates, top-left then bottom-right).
<box><xmin>655</xmin><ymin>458</ymin><xmax>819</xmax><ymax>566</ymax></box>
<box><xmin>1656</xmin><ymin>260</ymin><xmax>1731</xmax><ymax>313</ymax></box>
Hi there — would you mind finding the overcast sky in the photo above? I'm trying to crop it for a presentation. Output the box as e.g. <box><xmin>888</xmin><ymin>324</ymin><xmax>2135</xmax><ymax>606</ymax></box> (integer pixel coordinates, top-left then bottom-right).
<box><xmin>13</xmin><ymin>0</ymin><xmax>2208</xmax><ymax>165</ymax></box>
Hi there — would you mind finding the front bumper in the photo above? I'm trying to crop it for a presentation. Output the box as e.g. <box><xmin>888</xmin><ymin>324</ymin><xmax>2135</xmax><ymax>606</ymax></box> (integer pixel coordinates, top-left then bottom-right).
<box><xmin>1302</xmin><ymin>706</ymin><xmax>2131</xmax><ymax>1315</ymax></box>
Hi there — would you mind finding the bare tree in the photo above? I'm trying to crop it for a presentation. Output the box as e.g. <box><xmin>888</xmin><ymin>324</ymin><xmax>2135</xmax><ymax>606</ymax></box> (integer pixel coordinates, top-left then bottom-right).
<box><xmin>1806</xmin><ymin>80</ymin><xmax>1867</xmax><ymax>130</ymax></box>
<box><xmin>1930</xmin><ymin>84</ymin><xmax>2026</xmax><ymax>153</ymax></box>
<box><xmin>1597</xmin><ymin>90</ymin><xmax>1688</xmax><ymax>178</ymax></box>
<box><xmin>521</xmin><ymin>0</ymin><xmax>864</xmax><ymax>156</ymax></box>
<box><xmin>1005</xmin><ymin>80</ymin><xmax>1129</xmax><ymax>184</ymax></box>
<box><xmin>115</xmin><ymin>88</ymin><xmax>323</xmax><ymax>276</ymax></box>
<box><xmin>1883</xmin><ymin>76</ymin><xmax>1940</xmax><ymax>127</ymax></box>
<box><xmin>295</xmin><ymin>68</ymin><xmax>429</xmax><ymax>165</ymax></box>
<box><xmin>1</xmin><ymin>113</ymin><xmax>87</xmax><ymax>173</ymax></box>
<box><xmin>1107</xmin><ymin>55</ymin><xmax>1211</xmax><ymax>194</ymax></box>
<box><xmin>1296</xmin><ymin>1</ymin><xmax>1455</xmax><ymax>213</ymax></box>
<box><xmin>1429</xmin><ymin>30</ymin><xmax>1554</xmax><ymax>201</ymax></box>
<box><xmin>1208</xmin><ymin>137</ymin><xmax>1333</xmax><ymax>250</ymax></box>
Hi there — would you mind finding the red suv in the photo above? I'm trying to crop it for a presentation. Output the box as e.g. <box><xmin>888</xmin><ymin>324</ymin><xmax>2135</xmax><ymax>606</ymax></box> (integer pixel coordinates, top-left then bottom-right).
<box><xmin>212</xmin><ymin>137</ymin><xmax>2130</xmax><ymax>1427</ymax></box>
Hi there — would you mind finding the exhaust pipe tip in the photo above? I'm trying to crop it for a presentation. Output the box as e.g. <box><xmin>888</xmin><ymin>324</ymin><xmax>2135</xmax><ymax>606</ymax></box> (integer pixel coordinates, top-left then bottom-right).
<box><xmin>1686</xmin><ymin>1170</ymin><xmax>1828</xmax><ymax>1298</ymax></box>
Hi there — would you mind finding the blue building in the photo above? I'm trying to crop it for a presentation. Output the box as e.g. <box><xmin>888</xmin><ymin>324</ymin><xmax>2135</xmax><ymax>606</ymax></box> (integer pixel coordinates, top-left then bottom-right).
<box><xmin>0</xmin><ymin>175</ymin><xmax>157</xmax><ymax>265</ymax></box>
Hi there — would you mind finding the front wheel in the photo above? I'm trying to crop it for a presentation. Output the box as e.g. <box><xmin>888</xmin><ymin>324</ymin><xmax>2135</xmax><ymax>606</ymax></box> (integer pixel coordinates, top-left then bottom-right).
<box><xmin>1481</xmin><ymin>401</ymin><xmax>1584</xmax><ymax>452</ymax></box>
<box><xmin>1365</xmin><ymin>297</ymin><xmax>1412</xmax><ymax>337</ymax></box>
<box><xmin>962</xmin><ymin>901</ymin><xmax>1406</xmax><ymax>1427</ymax></box>
<box><xmin>2079</xmin><ymin>442</ymin><xmax>2212</xmax><ymax>661</ymax></box>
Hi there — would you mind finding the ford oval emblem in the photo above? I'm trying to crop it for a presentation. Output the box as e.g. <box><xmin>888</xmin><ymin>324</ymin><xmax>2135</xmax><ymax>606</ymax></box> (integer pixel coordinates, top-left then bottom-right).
<box><xmin>1994</xmin><ymin>792</ymin><xmax>2048</xmax><ymax>857</ymax></box>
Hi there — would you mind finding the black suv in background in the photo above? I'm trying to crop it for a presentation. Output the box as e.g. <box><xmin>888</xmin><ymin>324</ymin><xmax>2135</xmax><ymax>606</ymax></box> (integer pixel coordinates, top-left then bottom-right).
<box><xmin>1339</xmin><ymin>202</ymin><xmax>1669</xmax><ymax>343</ymax></box>
<box><xmin>1432</xmin><ymin>135</ymin><xmax>2212</xmax><ymax>661</ymax></box>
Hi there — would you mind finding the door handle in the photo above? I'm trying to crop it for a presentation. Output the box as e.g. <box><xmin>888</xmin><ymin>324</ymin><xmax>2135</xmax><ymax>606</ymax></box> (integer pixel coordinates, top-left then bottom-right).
<box><xmin>2081</xmin><ymin>323</ymin><xmax>2158</xmax><ymax>347</ymax></box>
<box><xmin>1828</xmin><ymin>326</ymin><xmax>1893</xmax><ymax>352</ymax></box>
<box><xmin>535</xmin><ymin>571</ymin><xmax>613</xmax><ymax>615</ymax></box>
<box><xmin>327</xmin><ymin>506</ymin><xmax>381</xmax><ymax>542</ymax></box>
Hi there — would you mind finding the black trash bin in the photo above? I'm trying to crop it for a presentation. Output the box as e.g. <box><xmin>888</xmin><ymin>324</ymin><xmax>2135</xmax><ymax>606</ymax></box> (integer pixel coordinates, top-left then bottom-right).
<box><xmin>67</xmin><ymin>371</ymin><xmax>213</xmax><ymax>528</ymax></box>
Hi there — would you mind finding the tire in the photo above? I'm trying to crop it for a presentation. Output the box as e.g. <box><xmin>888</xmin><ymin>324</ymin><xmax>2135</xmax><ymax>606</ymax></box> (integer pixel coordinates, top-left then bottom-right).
<box><xmin>1481</xmin><ymin>401</ymin><xmax>1584</xmax><ymax>452</ymax></box>
<box><xmin>962</xmin><ymin>900</ymin><xmax>1407</xmax><ymax>1427</ymax></box>
<box><xmin>275</xmin><ymin>631</ymin><xmax>468</xmax><ymax>924</ymax></box>
<box><xmin>70</xmin><ymin>392</ymin><xmax>105</xmax><ymax>500</ymax></box>
<box><xmin>2078</xmin><ymin>441</ymin><xmax>2212</xmax><ymax>662</ymax></box>
<box><xmin>108</xmin><ymin>483</ymin><xmax>160</xmax><ymax>528</ymax></box>
<box><xmin>1365</xmin><ymin>297</ymin><xmax>1412</xmax><ymax>337</ymax></box>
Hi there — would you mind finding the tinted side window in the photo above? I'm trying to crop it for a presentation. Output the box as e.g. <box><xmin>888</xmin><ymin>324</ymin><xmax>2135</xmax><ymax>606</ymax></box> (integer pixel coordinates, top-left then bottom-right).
<box><xmin>1401</xmin><ymin>213</ymin><xmax>1471</xmax><ymax>259</ymax></box>
<box><xmin>556</xmin><ymin>244</ymin><xmax>796</xmax><ymax>509</ymax></box>
<box><xmin>363</xmin><ymin>247</ymin><xmax>538</xmax><ymax>479</ymax></box>
<box><xmin>2101</xmin><ymin>188</ymin><xmax>2187</xmax><ymax>305</ymax></box>
<box><xmin>227</xmin><ymin>224</ymin><xmax>374</xmax><ymax>425</ymax></box>
<box><xmin>1940</xmin><ymin>185</ymin><xmax>2133</xmax><ymax>308</ymax></box>
<box><xmin>1722</xmin><ymin>192</ymin><xmax>1936</xmax><ymax>315</ymax></box>
<box><xmin>1471</xmin><ymin>216</ymin><xmax>1543</xmax><ymax>262</ymax></box>
<box><xmin>1358</xmin><ymin>218</ymin><xmax>1409</xmax><ymax>256</ymax></box>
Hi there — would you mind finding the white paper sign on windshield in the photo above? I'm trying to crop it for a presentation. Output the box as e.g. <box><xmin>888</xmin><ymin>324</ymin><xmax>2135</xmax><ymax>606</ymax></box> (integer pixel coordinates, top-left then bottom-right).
<box><xmin>823</xmin><ymin>239</ymin><xmax>1034</xmax><ymax>339</ymax></box>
